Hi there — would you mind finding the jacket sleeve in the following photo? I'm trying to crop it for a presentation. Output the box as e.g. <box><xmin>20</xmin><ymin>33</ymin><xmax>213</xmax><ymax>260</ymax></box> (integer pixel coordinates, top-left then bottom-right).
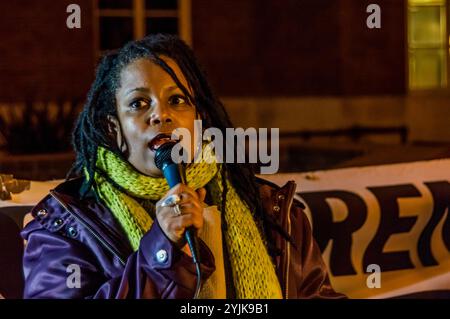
<box><xmin>22</xmin><ymin>219</ymin><xmax>215</xmax><ymax>299</ymax></box>
<box><xmin>290</xmin><ymin>200</ymin><xmax>346</xmax><ymax>299</ymax></box>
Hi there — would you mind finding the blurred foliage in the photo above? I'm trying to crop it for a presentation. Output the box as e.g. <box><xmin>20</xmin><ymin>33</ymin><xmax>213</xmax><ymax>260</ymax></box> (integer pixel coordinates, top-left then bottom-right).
<box><xmin>0</xmin><ymin>100</ymin><xmax>81</xmax><ymax>154</ymax></box>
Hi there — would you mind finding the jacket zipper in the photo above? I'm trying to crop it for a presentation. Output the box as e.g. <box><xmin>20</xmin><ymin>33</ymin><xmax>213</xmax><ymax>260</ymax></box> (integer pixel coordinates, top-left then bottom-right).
<box><xmin>283</xmin><ymin>184</ymin><xmax>295</xmax><ymax>299</ymax></box>
<box><xmin>50</xmin><ymin>191</ymin><xmax>127</xmax><ymax>266</ymax></box>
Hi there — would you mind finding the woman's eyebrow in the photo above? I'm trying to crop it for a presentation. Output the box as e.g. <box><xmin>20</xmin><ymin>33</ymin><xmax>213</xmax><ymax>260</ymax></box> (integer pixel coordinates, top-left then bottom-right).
<box><xmin>163</xmin><ymin>85</ymin><xmax>181</xmax><ymax>92</ymax></box>
<box><xmin>125</xmin><ymin>85</ymin><xmax>182</xmax><ymax>96</ymax></box>
<box><xmin>125</xmin><ymin>87</ymin><xmax>150</xmax><ymax>96</ymax></box>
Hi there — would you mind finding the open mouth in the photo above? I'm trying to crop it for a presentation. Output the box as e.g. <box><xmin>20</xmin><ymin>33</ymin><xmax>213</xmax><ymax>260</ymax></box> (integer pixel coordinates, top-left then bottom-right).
<box><xmin>148</xmin><ymin>133</ymin><xmax>179</xmax><ymax>151</ymax></box>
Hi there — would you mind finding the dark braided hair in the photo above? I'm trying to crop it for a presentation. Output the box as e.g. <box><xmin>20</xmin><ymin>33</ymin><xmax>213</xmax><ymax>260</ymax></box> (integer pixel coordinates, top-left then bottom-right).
<box><xmin>68</xmin><ymin>34</ymin><xmax>288</xmax><ymax>256</ymax></box>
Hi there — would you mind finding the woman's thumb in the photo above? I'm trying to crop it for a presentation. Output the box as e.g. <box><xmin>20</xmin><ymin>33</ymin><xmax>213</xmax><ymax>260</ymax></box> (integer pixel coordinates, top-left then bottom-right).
<box><xmin>196</xmin><ymin>187</ymin><xmax>207</xmax><ymax>202</ymax></box>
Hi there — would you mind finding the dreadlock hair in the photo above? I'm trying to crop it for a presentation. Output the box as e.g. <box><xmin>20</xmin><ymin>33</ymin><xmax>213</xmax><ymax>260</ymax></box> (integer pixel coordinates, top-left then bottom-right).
<box><xmin>68</xmin><ymin>34</ymin><xmax>290</xmax><ymax>257</ymax></box>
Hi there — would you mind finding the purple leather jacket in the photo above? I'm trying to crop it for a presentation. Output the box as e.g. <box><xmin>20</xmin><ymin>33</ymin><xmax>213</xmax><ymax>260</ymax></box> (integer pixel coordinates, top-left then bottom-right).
<box><xmin>21</xmin><ymin>177</ymin><xmax>345</xmax><ymax>299</ymax></box>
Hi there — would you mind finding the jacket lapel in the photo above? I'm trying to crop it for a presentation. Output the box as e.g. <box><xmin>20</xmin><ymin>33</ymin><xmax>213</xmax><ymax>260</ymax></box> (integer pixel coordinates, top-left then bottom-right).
<box><xmin>50</xmin><ymin>183</ymin><xmax>134</xmax><ymax>264</ymax></box>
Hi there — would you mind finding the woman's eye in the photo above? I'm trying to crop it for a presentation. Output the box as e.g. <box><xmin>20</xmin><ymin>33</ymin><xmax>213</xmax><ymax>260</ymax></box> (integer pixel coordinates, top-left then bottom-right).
<box><xmin>129</xmin><ymin>99</ymin><xmax>149</xmax><ymax>109</ymax></box>
<box><xmin>169</xmin><ymin>95</ymin><xmax>188</xmax><ymax>106</ymax></box>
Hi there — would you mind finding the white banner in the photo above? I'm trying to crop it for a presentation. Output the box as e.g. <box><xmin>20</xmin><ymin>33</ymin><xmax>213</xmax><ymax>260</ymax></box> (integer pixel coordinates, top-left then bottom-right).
<box><xmin>263</xmin><ymin>159</ymin><xmax>450</xmax><ymax>298</ymax></box>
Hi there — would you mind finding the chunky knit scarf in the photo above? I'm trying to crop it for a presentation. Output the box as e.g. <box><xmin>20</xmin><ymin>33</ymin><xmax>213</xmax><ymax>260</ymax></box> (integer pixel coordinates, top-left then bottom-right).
<box><xmin>90</xmin><ymin>145</ymin><xmax>282</xmax><ymax>299</ymax></box>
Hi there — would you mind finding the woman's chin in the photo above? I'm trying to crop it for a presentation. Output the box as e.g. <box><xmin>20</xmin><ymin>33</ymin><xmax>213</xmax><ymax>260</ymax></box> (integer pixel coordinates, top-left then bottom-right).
<box><xmin>130</xmin><ymin>161</ymin><xmax>162</xmax><ymax>178</ymax></box>
<box><xmin>143</xmin><ymin>166</ymin><xmax>164</xmax><ymax>178</ymax></box>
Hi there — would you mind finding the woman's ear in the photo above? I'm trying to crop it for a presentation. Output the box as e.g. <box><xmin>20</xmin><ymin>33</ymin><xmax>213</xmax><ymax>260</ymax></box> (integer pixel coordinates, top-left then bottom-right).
<box><xmin>107</xmin><ymin>115</ymin><xmax>127</xmax><ymax>153</ymax></box>
<box><xmin>107</xmin><ymin>115</ymin><xmax>118</xmax><ymax>134</ymax></box>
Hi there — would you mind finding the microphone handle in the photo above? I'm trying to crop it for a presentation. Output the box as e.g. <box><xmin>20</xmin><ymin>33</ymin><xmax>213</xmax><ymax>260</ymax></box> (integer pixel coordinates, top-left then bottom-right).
<box><xmin>162</xmin><ymin>162</ymin><xmax>201</xmax><ymax>265</ymax></box>
<box><xmin>162</xmin><ymin>162</ymin><xmax>186</xmax><ymax>187</ymax></box>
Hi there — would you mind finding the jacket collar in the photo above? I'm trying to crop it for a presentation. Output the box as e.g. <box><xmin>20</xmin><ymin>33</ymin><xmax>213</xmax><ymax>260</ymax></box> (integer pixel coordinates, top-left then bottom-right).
<box><xmin>256</xmin><ymin>178</ymin><xmax>298</xmax><ymax>299</ymax></box>
<box><xmin>49</xmin><ymin>178</ymin><xmax>134</xmax><ymax>264</ymax></box>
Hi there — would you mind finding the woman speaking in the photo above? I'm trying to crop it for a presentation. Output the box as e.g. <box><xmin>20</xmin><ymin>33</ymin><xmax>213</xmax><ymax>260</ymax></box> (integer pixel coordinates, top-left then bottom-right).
<box><xmin>21</xmin><ymin>34</ymin><xmax>344</xmax><ymax>299</ymax></box>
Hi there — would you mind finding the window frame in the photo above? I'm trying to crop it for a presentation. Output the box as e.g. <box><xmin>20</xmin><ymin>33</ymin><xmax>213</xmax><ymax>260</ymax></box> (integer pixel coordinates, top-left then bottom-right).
<box><xmin>407</xmin><ymin>0</ymin><xmax>450</xmax><ymax>94</ymax></box>
<box><xmin>92</xmin><ymin>0</ymin><xmax>192</xmax><ymax>59</ymax></box>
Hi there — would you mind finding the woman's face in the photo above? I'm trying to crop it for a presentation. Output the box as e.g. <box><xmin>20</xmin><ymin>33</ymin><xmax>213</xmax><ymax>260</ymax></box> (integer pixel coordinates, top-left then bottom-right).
<box><xmin>113</xmin><ymin>56</ymin><xmax>197</xmax><ymax>177</ymax></box>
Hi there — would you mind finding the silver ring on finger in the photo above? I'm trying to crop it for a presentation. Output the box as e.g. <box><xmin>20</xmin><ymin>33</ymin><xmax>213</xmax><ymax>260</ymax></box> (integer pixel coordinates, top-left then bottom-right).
<box><xmin>173</xmin><ymin>204</ymin><xmax>182</xmax><ymax>217</ymax></box>
<box><xmin>161</xmin><ymin>194</ymin><xmax>182</xmax><ymax>207</ymax></box>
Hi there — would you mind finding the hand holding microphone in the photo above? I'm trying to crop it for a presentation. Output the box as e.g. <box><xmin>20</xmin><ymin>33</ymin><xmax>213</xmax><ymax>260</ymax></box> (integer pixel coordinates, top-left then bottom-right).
<box><xmin>156</xmin><ymin>183</ymin><xmax>206</xmax><ymax>248</ymax></box>
<box><xmin>150</xmin><ymin>138</ymin><xmax>204</xmax><ymax>269</ymax></box>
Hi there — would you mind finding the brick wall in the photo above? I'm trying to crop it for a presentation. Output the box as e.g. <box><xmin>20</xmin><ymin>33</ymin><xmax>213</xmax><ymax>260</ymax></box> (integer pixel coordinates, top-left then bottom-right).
<box><xmin>191</xmin><ymin>0</ymin><xmax>406</xmax><ymax>96</ymax></box>
<box><xmin>0</xmin><ymin>0</ymin><xmax>95</xmax><ymax>102</ymax></box>
<box><xmin>339</xmin><ymin>0</ymin><xmax>406</xmax><ymax>95</ymax></box>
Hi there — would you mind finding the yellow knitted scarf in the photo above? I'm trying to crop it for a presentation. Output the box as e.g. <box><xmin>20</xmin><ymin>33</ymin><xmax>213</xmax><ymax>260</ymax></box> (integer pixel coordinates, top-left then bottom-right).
<box><xmin>91</xmin><ymin>145</ymin><xmax>282</xmax><ymax>299</ymax></box>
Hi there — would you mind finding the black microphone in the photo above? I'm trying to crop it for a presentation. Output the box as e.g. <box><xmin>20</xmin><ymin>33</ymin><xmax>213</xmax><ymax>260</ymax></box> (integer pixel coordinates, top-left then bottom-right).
<box><xmin>153</xmin><ymin>140</ymin><xmax>201</xmax><ymax>267</ymax></box>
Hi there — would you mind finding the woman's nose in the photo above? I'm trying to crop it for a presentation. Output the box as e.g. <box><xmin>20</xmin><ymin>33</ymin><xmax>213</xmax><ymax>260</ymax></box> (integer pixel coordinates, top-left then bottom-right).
<box><xmin>148</xmin><ymin>104</ymin><xmax>173</xmax><ymax>126</ymax></box>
